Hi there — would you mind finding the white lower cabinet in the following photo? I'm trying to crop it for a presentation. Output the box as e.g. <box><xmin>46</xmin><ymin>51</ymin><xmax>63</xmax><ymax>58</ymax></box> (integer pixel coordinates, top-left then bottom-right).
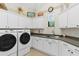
<box><xmin>61</xmin><ymin>41</ymin><xmax>79</xmax><ymax>56</ymax></box>
<box><xmin>31</xmin><ymin>36</ymin><xmax>59</xmax><ymax>56</ymax></box>
<box><xmin>31</xmin><ymin>36</ymin><xmax>79</xmax><ymax>56</ymax></box>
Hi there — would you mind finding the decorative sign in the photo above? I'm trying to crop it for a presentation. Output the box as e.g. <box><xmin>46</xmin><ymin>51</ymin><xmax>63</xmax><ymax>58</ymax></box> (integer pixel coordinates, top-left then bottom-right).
<box><xmin>37</xmin><ymin>11</ymin><xmax>44</xmax><ymax>16</ymax></box>
<box><xmin>27</xmin><ymin>12</ymin><xmax>35</xmax><ymax>17</ymax></box>
<box><xmin>48</xmin><ymin>13</ymin><xmax>55</xmax><ymax>27</ymax></box>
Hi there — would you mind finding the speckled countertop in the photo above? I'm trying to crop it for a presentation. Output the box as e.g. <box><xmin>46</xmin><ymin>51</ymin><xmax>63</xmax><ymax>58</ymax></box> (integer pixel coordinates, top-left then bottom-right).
<box><xmin>31</xmin><ymin>33</ymin><xmax>79</xmax><ymax>47</ymax></box>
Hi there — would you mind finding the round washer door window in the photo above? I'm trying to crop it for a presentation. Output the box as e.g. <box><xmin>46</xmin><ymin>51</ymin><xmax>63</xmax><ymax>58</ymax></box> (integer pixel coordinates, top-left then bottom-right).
<box><xmin>0</xmin><ymin>34</ymin><xmax>16</xmax><ymax>51</ymax></box>
<box><xmin>20</xmin><ymin>32</ymin><xmax>30</xmax><ymax>45</ymax></box>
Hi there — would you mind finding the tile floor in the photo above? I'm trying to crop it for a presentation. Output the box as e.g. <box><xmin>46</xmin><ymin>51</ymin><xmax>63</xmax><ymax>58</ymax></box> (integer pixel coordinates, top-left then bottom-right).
<box><xmin>27</xmin><ymin>48</ymin><xmax>48</xmax><ymax>56</ymax></box>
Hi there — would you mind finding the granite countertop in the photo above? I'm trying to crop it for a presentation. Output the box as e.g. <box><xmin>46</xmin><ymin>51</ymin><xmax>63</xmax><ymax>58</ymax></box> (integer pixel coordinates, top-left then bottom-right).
<box><xmin>31</xmin><ymin>33</ymin><xmax>79</xmax><ymax>47</ymax></box>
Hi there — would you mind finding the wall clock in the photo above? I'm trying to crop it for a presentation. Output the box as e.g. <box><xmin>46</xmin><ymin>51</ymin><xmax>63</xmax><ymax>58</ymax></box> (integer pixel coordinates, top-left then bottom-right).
<box><xmin>48</xmin><ymin>7</ymin><xmax>54</xmax><ymax>12</ymax></box>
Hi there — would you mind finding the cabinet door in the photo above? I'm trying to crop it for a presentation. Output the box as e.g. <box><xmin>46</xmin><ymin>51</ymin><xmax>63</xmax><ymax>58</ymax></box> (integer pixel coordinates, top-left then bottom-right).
<box><xmin>48</xmin><ymin>39</ymin><xmax>59</xmax><ymax>56</ymax></box>
<box><xmin>39</xmin><ymin>38</ymin><xmax>48</xmax><ymax>53</ymax></box>
<box><xmin>19</xmin><ymin>16</ymin><xmax>32</xmax><ymax>28</ymax></box>
<box><xmin>37</xmin><ymin>38</ymin><xmax>44</xmax><ymax>51</ymax></box>
<box><xmin>32</xmin><ymin>17</ymin><xmax>46</xmax><ymax>28</ymax></box>
<box><xmin>18</xmin><ymin>16</ymin><xmax>26</xmax><ymax>28</ymax></box>
<box><xmin>68</xmin><ymin>4</ymin><xmax>79</xmax><ymax>28</ymax></box>
<box><xmin>25</xmin><ymin>18</ymin><xmax>32</xmax><ymax>28</ymax></box>
<box><xmin>58</xmin><ymin>11</ymin><xmax>68</xmax><ymax>28</ymax></box>
<box><xmin>42</xmin><ymin>39</ymin><xmax>50</xmax><ymax>54</ymax></box>
<box><xmin>32</xmin><ymin>37</ymin><xmax>39</xmax><ymax>49</ymax></box>
<box><xmin>7</xmin><ymin>12</ymin><xmax>18</xmax><ymax>28</ymax></box>
<box><xmin>0</xmin><ymin>10</ymin><xmax>7</xmax><ymax>28</ymax></box>
<box><xmin>31</xmin><ymin>36</ymin><xmax>35</xmax><ymax>48</ymax></box>
<box><xmin>62</xmin><ymin>42</ymin><xmax>71</xmax><ymax>56</ymax></box>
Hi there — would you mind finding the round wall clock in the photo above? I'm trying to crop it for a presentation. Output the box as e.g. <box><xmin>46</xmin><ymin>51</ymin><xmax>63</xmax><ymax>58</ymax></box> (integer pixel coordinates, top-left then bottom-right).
<box><xmin>48</xmin><ymin>7</ymin><xmax>54</xmax><ymax>12</ymax></box>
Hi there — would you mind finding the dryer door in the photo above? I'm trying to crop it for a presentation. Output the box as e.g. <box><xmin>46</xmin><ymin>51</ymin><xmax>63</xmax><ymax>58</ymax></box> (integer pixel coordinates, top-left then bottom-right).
<box><xmin>0</xmin><ymin>34</ymin><xmax>16</xmax><ymax>51</ymax></box>
<box><xmin>20</xmin><ymin>32</ymin><xmax>30</xmax><ymax>45</ymax></box>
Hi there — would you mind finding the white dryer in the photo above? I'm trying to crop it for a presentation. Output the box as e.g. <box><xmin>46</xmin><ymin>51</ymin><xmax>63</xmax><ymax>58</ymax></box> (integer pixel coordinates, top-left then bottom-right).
<box><xmin>0</xmin><ymin>30</ymin><xmax>17</xmax><ymax>56</ymax></box>
<box><xmin>17</xmin><ymin>30</ymin><xmax>31</xmax><ymax>56</ymax></box>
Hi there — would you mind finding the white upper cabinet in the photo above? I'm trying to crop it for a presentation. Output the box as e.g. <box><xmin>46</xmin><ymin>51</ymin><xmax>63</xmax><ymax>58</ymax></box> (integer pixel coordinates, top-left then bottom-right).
<box><xmin>7</xmin><ymin>11</ymin><xmax>18</xmax><ymax>28</ymax></box>
<box><xmin>0</xmin><ymin>9</ymin><xmax>8</xmax><ymax>28</ymax></box>
<box><xmin>58</xmin><ymin>4</ymin><xmax>79</xmax><ymax>28</ymax></box>
<box><xmin>18</xmin><ymin>16</ymin><xmax>32</xmax><ymax>28</ymax></box>
<box><xmin>32</xmin><ymin>16</ymin><xmax>47</xmax><ymax>28</ymax></box>
<box><xmin>18</xmin><ymin>16</ymin><xmax>27</xmax><ymax>28</ymax></box>
<box><xmin>68</xmin><ymin>4</ymin><xmax>79</xmax><ymax>28</ymax></box>
<box><xmin>58</xmin><ymin>11</ymin><xmax>68</xmax><ymax>28</ymax></box>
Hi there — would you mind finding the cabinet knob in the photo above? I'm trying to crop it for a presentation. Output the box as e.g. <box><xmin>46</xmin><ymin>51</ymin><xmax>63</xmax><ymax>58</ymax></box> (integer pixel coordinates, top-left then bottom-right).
<box><xmin>5</xmin><ymin>26</ymin><xmax>7</xmax><ymax>28</ymax></box>
<box><xmin>65</xmin><ymin>26</ymin><xmax>67</xmax><ymax>28</ymax></box>
<box><xmin>68</xmin><ymin>50</ymin><xmax>70</xmax><ymax>52</ymax></box>
<box><xmin>77</xmin><ymin>25</ymin><xmax>79</xmax><ymax>27</ymax></box>
<box><xmin>71</xmin><ymin>52</ymin><xmax>73</xmax><ymax>54</ymax></box>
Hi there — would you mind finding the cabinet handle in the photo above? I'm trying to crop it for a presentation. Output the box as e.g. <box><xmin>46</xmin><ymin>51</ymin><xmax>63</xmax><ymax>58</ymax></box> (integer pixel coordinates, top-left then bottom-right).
<box><xmin>77</xmin><ymin>25</ymin><xmax>79</xmax><ymax>27</ymax></box>
<box><xmin>75</xmin><ymin>49</ymin><xmax>79</xmax><ymax>52</ymax></box>
<box><xmin>68</xmin><ymin>50</ymin><xmax>70</xmax><ymax>52</ymax></box>
<box><xmin>71</xmin><ymin>52</ymin><xmax>73</xmax><ymax>54</ymax></box>
<box><xmin>48</xmin><ymin>42</ymin><xmax>52</xmax><ymax>44</ymax></box>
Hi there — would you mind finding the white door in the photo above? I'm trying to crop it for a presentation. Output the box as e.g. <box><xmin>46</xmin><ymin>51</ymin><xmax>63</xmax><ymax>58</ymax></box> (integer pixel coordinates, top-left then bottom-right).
<box><xmin>58</xmin><ymin>11</ymin><xmax>68</xmax><ymax>28</ymax></box>
<box><xmin>0</xmin><ymin>10</ymin><xmax>7</xmax><ymax>28</ymax></box>
<box><xmin>7</xmin><ymin>12</ymin><xmax>18</xmax><ymax>28</ymax></box>
<box><xmin>68</xmin><ymin>4</ymin><xmax>79</xmax><ymax>28</ymax></box>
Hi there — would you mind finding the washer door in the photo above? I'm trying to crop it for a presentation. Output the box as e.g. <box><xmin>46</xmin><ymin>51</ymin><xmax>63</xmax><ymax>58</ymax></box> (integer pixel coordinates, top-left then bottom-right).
<box><xmin>0</xmin><ymin>34</ymin><xmax>16</xmax><ymax>51</ymax></box>
<box><xmin>20</xmin><ymin>32</ymin><xmax>30</xmax><ymax>45</ymax></box>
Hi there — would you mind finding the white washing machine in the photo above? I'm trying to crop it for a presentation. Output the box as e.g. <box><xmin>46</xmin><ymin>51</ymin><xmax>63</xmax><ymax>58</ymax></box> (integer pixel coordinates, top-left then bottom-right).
<box><xmin>17</xmin><ymin>30</ymin><xmax>31</xmax><ymax>56</ymax></box>
<box><xmin>0</xmin><ymin>30</ymin><xmax>17</xmax><ymax>56</ymax></box>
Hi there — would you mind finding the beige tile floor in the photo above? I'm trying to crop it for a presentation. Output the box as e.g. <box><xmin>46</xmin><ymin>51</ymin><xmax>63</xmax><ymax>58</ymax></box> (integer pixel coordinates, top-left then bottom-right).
<box><xmin>27</xmin><ymin>48</ymin><xmax>48</xmax><ymax>56</ymax></box>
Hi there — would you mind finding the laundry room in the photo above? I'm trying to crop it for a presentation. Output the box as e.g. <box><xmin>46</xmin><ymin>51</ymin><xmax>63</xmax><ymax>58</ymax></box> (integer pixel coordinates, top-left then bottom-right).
<box><xmin>0</xmin><ymin>1</ymin><xmax>79</xmax><ymax>57</ymax></box>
